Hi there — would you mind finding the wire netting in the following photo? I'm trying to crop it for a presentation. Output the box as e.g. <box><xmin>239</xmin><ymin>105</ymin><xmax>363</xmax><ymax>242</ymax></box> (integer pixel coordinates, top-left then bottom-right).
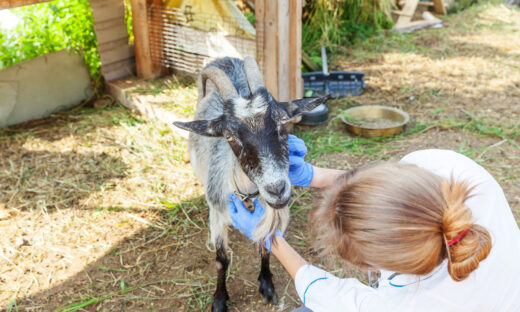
<box><xmin>147</xmin><ymin>1</ymin><xmax>257</xmax><ymax>75</ymax></box>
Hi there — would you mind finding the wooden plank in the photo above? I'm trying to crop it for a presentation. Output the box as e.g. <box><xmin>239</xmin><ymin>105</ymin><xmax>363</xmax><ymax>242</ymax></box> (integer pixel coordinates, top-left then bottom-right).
<box><xmin>394</xmin><ymin>17</ymin><xmax>441</xmax><ymax>32</ymax></box>
<box><xmin>93</xmin><ymin>19</ymin><xmax>129</xmax><ymax>45</ymax></box>
<box><xmin>106</xmin><ymin>79</ymin><xmax>189</xmax><ymax>140</ymax></box>
<box><xmin>130</xmin><ymin>0</ymin><xmax>155</xmax><ymax>78</ymax></box>
<box><xmin>277</xmin><ymin>0</ymin><xmax>290</xmax><ymax>102</ymax></box>
<box><xmin>102</xmin><ymin>58</ymin><xmax>136</xmax><ymax>81</ymax></box>
<box><xmin>90</xmin><ymin>0</ymin><xmax>124</xmax><ymax>8</ymax></box>
<box><xmin>433</xmin><ymin>0</ymin><xmax>447</xmax><ymax>14</ymax></box>
<box><xmin>289</xmin><ymin>0</ymin><xmax>303</xmax><ymax>100</ymax></box>
<box><xmin>103</xmin><ymin>65</ymin><xmax>135</xmax><ymax>81</ymax></box>
<box><xmin>394</xmin><ymin>0</ymin><xmax>420</xmax><ymax>28</ymax></box>
<box><xmin>0</xmin><ymin>0</ymin><xmax>52</xmax><ymax>9</ymax></box>
<box><xmin>392</xmin><ymin>10</ymin><xmax>413</xmax><ymax>17</ymax></box>
<box><xmin>302</xmin><ymin>51</ymin><xmax>320</xmax><ymax>72</ymax></box>
<box><xmin>97</xmin><ymin>37</ymin><xmax>130</xmax><ymax>53</ymax></box>
<box><xmin>398</xmin><ymin>0</ymin><xmax>435</xmax><ymax>6</ymax></box>
<box><xmin>263</xmin><ymin>0</ymin><xmax>278</xmax><ymax>99</ymax></box>
<box><xmin>90</xmin><ymin>0</ymin><xmax>135</xmax><ymax>81</ymax></box>
<box><xmin>90</xmin><ymin>1</ymin><xmax>125</xmax><ymax>23</ymax></box>
<box><xmin>99</xmin><ymin>45</ymin><xmax>135</xmax><ymax>65</ymax></box>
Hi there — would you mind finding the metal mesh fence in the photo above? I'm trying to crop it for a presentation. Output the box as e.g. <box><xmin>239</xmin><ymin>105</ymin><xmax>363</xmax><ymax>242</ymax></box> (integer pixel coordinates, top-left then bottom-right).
<box><xmin>147</xmin><ymin>1</ymin><xmax>256</xmax><ymax>75</ymax></box>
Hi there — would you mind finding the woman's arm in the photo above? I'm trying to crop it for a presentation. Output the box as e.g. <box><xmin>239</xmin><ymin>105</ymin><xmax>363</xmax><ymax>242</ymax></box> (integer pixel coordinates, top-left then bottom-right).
<box><xmin>309</xmin><ymin>166</ymin><xmax>346</xmax><ymax>189</ymax></box>
<box><xmin>289</xmin><ymin>135</ymin><xmax>345</xmax><ymax>189</ymax></box>
<box><xmin>228</xmin><ymin>195</ymin><xmax>384</xmax><ymax>312</ymax></box>
<box><xmin>270</xmin><ymin>236</ymin><xmax>308</xmax><ymax>279</ymax></box>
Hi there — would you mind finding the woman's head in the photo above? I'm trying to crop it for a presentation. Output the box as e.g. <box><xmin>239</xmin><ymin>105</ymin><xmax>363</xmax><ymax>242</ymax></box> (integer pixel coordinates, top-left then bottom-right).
<box><xmin>311</xmin><ymin>162</ymin><xmax>491</xmax><ymax>282</ymax></box>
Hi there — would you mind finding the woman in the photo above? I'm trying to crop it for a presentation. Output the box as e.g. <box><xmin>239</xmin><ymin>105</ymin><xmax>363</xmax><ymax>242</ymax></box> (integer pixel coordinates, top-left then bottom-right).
<box><xmin>228</xmin><ymin>135</ymin><xmax>520</xmax><ymax>311</ymax></box>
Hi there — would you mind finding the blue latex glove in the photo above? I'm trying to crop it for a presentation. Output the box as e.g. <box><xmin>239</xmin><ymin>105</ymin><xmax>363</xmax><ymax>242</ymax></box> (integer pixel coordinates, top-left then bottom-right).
<box><xmin>228</xmin><ymin>194</ymin><xmax>283</xmax><ymax>252</ymax></box>
<box><xmin>288</xmin><ymin>134</ymin><xmax>314</xmax><ymax>187</ymax></box>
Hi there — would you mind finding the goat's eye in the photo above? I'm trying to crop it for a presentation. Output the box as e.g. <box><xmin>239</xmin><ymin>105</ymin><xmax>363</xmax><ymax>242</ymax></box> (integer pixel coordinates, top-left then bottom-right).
<box><xmin>225</xmin><ymin>134</ymin><xmax>234</xmax><ymax>142</ymax></box>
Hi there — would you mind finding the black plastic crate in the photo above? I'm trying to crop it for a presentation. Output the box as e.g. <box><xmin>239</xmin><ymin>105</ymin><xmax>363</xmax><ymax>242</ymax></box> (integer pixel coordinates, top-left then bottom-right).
<box><xmin>302</xmin><ymin>71</ymin><xmax>365</xmax><ymax>98</ymax></box>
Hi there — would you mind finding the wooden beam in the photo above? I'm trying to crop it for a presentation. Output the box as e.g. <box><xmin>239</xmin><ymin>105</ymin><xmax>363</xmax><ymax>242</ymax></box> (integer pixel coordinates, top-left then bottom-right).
<box><xmin>256</xmin><ymin>0</ymin><xmax>302</xmax><ymax>101</ymax></box>
<box><xmin>394</xmin><ymin>0</ymin><xmax>419</xmax><ymax>28</ymax></box>
<box><xmin>433</xmin><ymin>0</ymin><xmax>447</xmax><ymax>14</ymax></box>
<box><xmin>130</xmin><ymin>0</ymin><xmax>165</xmax><ymax>78</ymax></box>
<box><xmin>277</xmin><ymin>0</ymin><xmax>290</xmax><ymax>101</ymax></box>
<box><xmin>289</xmin><ymin>0</ymin><xmax>303</xmax><ymax>100</ymax></box>
<box><xmin>302</xmin><ymin>51</ymin><xmax>320</xmax><ymax>72</ymax></box>
<box><xmin>0</xmin><ymin>0</ymin><xmax>52</xmax><ymax>9</ymax></box>
<box><xmin>394</xmin><ymin>16</ymin><xmax>441</xmax><ymax>32</ymax></box>
<box><xmin>263</xmin><ymin>0</ymin><xmax>279</xmax><ymax>98</ymax></box>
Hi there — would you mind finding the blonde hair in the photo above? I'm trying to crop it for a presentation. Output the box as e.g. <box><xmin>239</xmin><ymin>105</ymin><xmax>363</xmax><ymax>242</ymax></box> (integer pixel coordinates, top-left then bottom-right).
<box><xmin>311</xmin><ymin>162</ymin><xmax>492</xmax><ymax>282</ymax></box>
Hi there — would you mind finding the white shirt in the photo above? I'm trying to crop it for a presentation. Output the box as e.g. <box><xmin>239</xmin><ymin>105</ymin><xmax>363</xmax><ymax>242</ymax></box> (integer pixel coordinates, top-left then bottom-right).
<box><xmin>294</xmin><ymin>149</ymin><xmax>520</xmax><ymax>311</ymax></box>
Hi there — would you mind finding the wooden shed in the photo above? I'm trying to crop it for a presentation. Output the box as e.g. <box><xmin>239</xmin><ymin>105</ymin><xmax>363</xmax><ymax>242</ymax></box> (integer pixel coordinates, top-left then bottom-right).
<box><xmin>1</xmin><ymin>0</ymin><xmax>304</xmax><ymax>101</ymax></box>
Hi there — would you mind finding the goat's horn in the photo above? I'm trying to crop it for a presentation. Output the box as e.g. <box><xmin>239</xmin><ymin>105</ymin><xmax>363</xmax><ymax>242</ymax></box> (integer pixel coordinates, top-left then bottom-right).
<box><xmin>244</xmin><ymin>56</ymin><xmax>264</xmax><ymax>94</ymax></box>
<box><xmin>200</xmin><ymin>66</ymin><xmax>238</xmax><ymax>102</ymax></box>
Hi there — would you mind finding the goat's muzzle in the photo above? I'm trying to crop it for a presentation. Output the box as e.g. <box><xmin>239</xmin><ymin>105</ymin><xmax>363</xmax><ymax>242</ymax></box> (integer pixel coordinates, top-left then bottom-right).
<box><xmin>268</xmin><ymin>201</ymin><xmax>290</xmax><ymax>210</ymax></box>
<box><xmin>264</xmin><ymin>180</ymin><xmax>290</xmax><ymax>209</ymax></box>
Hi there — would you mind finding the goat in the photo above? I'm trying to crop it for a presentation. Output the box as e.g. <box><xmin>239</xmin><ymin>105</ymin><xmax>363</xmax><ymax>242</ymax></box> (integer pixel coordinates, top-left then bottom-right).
<box><xmin>173</xmin><ymin>56</ymin><xmax>328</xmax><ymax>311</ymax></box>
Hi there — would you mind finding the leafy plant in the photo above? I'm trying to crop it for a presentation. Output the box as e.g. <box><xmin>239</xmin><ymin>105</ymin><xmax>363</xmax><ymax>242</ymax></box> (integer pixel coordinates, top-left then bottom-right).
<box><xmin>302</xmin><ymin>0</ymin><xmax>394</xmax><ymax>65</ymax></box>
<box><xmin>0</xmin><ymin>0</ymin><xmax>102</xmax><ymax>89</ymax></box>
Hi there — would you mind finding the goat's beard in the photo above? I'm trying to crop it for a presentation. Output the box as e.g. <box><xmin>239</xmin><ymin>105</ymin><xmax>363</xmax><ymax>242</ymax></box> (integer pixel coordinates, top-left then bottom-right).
<box><xmin>253</xmin><ymin>197</ymin><xmax>290</xmax><ymax>244</ymax></box>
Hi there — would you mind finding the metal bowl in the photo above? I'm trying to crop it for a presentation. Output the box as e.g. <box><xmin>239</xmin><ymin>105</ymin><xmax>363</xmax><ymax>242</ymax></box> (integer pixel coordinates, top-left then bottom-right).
<box><xmin>339</xmin><ymin>105</ymin><xmax>409</xmax><ymax>138</ymax></box>
<box><xmin>299</xmin><ymin>104</ymin><xmax>329</xmax><ymax>126</ymax></box>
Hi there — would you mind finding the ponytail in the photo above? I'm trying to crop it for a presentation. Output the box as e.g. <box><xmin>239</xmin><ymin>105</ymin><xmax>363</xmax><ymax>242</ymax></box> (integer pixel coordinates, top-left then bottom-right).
<box><xmin>442</xmin><ymin>180</ymin><xmax>492</xmax><ymax>281</ymax></box>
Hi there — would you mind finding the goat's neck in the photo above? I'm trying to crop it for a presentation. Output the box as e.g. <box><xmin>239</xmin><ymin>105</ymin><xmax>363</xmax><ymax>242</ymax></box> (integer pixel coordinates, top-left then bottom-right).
<box><xmin>229</xmin><ymin>160</ymin><xmax>257</xmax><ymax>196</ymax></box>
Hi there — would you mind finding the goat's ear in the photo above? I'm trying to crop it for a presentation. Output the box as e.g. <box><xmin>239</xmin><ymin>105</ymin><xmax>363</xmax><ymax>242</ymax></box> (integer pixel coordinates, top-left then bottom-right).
<box><xmin>280</xmin><ymin>95</ymin><xmax>331</xmax><ymax>122</ymax></box>
<box><xmin>173</xmin><ymin>117</ymin><xmax>224</xmax><ymax>137</ymax></box>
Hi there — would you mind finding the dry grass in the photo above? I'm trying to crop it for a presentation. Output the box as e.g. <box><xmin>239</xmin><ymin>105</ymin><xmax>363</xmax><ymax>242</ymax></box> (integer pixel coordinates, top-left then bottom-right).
<box><xmin>0</xmin><ymin>106</ymin><xmax>203</xmax><ymax>310</ymax></box>
<box><xmin>0</xmin><ymin>2</ymin><xmax>519</xmax><ymax>311</ymax></box>
<box><xmin>129</xmin><ymin>75</ymin><xmax>198</xmax><ymax>119</ymax></box>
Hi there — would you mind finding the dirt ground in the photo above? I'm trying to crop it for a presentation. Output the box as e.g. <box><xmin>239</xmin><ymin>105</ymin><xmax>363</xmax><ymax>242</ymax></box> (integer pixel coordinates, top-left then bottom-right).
<box><xmin>1</xmin><ymin>3</ymin><xmax>519</xmax><ymax>312</ymax></box>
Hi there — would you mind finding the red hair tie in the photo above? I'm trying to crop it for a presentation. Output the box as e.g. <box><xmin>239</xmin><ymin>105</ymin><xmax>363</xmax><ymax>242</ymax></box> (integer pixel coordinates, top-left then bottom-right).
<box><xmin>446</xmin><ymin>227</ymin><xmax>471</xmax><ymax>246</ymax></box>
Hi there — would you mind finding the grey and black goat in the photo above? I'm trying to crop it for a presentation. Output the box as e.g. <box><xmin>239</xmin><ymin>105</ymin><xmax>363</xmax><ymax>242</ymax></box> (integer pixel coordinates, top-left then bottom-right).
<box><xmin>173</xmin><ymin>56</ymin><xmax>328</xmax><ymax>311</ymax></box>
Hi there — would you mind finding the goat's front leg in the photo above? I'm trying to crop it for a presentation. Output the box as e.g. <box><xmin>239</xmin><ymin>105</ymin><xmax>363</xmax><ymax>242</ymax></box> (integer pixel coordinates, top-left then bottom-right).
<box><xmin>258</xmin><ymin>248</ymin><xmax>278</xmax><ymax>305</ymax></box>
<box><xmin>212</xmin><ymin>237</ymin><xmax>229</xmax><ymax>312</ymax></box>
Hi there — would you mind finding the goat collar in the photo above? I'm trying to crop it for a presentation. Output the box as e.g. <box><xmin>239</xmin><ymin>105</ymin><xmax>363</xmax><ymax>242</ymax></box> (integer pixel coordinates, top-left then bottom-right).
<box><xmin>230</xmin><ymin>162</ymin><xmax>259</xmax><ymax>202</ymax></box>
<box><xmin>234</xmin><ymin>189</ymin><xmax>260</xmax><ymax>202</ymax></box>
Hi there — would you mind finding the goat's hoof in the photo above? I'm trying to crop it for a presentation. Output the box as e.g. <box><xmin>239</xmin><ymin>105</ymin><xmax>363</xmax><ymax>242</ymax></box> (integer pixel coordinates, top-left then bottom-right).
<box><xmin>211</xmin><ymin>297</ymin><xmax>228</xmax><ymax>312</ymax></box>
<box><xmin>261</xmin><ymin>292</ymin><xmax>278</xmax><ymax>305</ymax></box>
<box><xmin>259</xmin><ymin>279</ymin><xmax>278</xmax><ymax>305</ymax></box>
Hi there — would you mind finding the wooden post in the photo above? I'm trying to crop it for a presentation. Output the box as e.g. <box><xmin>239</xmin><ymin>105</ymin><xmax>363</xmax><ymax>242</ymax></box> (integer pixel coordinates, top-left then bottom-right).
<box><xmin>433</xmin><ymin>0</ymin><xmax>447</xmax><ymax>15</ymax></box>
<box><xmin>130</xmin><ymin>0</ymin><xmax>165</xmax><ymax>78</ymax></box>
<box><xmin>289</xmin><ymin>0</ymin><xmax>303</xmax><ymax>100</ymax></box>
<box><xmin>263</xmin><ymin>0</ymin><xmax>279</xmax><ymax>98</ymax></box>
<box><xmin>255</xmin><ymin>0</ymin><xmax>303</xmax><ymax>101</ymax></box>
<box><xmin>277</xmin><ymin>0</ymin><xmax>290</xmax><ymax>101</ymax></box>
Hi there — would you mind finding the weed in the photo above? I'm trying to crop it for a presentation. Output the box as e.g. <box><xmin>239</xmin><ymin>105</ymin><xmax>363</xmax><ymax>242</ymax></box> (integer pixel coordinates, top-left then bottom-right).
<box><xmin>302</xmin><ymin>0</ymin><xmax>394</xmax><ymax>64</ymax></box>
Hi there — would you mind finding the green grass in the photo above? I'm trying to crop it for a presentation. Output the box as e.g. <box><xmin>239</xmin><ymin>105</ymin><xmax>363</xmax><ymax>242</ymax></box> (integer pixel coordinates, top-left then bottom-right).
<box><xmin>54</xmin><ymin>280</ymin><xmax>183</xmax><ymax>312</ymax></box>
<box><xmin>295</xmin><ymin>103</ymin><xmax>519</xmax><ymax>164</ymax></box>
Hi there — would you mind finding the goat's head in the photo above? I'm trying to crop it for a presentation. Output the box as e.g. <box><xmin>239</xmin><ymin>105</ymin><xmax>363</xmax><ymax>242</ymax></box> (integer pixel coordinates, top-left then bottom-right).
<box><xmin>174</xmin><ymin>57</ymin><xmax>329</xmax><ymax>210</ymax></box>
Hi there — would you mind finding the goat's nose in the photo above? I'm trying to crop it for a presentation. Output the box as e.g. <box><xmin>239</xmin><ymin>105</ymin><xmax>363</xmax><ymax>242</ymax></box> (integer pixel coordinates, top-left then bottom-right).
<box><xmin>265</xmin><ymin>181</ymin><xmax>287</xmax><ymax>197</ymax></box>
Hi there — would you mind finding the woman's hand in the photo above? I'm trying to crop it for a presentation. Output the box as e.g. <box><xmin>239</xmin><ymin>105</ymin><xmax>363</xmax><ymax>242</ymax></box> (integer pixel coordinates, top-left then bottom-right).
<box><xmin>288</xmin><ymin>134</ymin><xmax>314</xmax><ymax>187</ymax></box>
<box><xmin>229</xmin><ymin>194</ymin><xmax>308</xmax><ymax>280</ymax></box>
<box><xmin>228</xmin><ymin>194</ymin><xmax>282</xmax><ymax>252</ymax></box>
